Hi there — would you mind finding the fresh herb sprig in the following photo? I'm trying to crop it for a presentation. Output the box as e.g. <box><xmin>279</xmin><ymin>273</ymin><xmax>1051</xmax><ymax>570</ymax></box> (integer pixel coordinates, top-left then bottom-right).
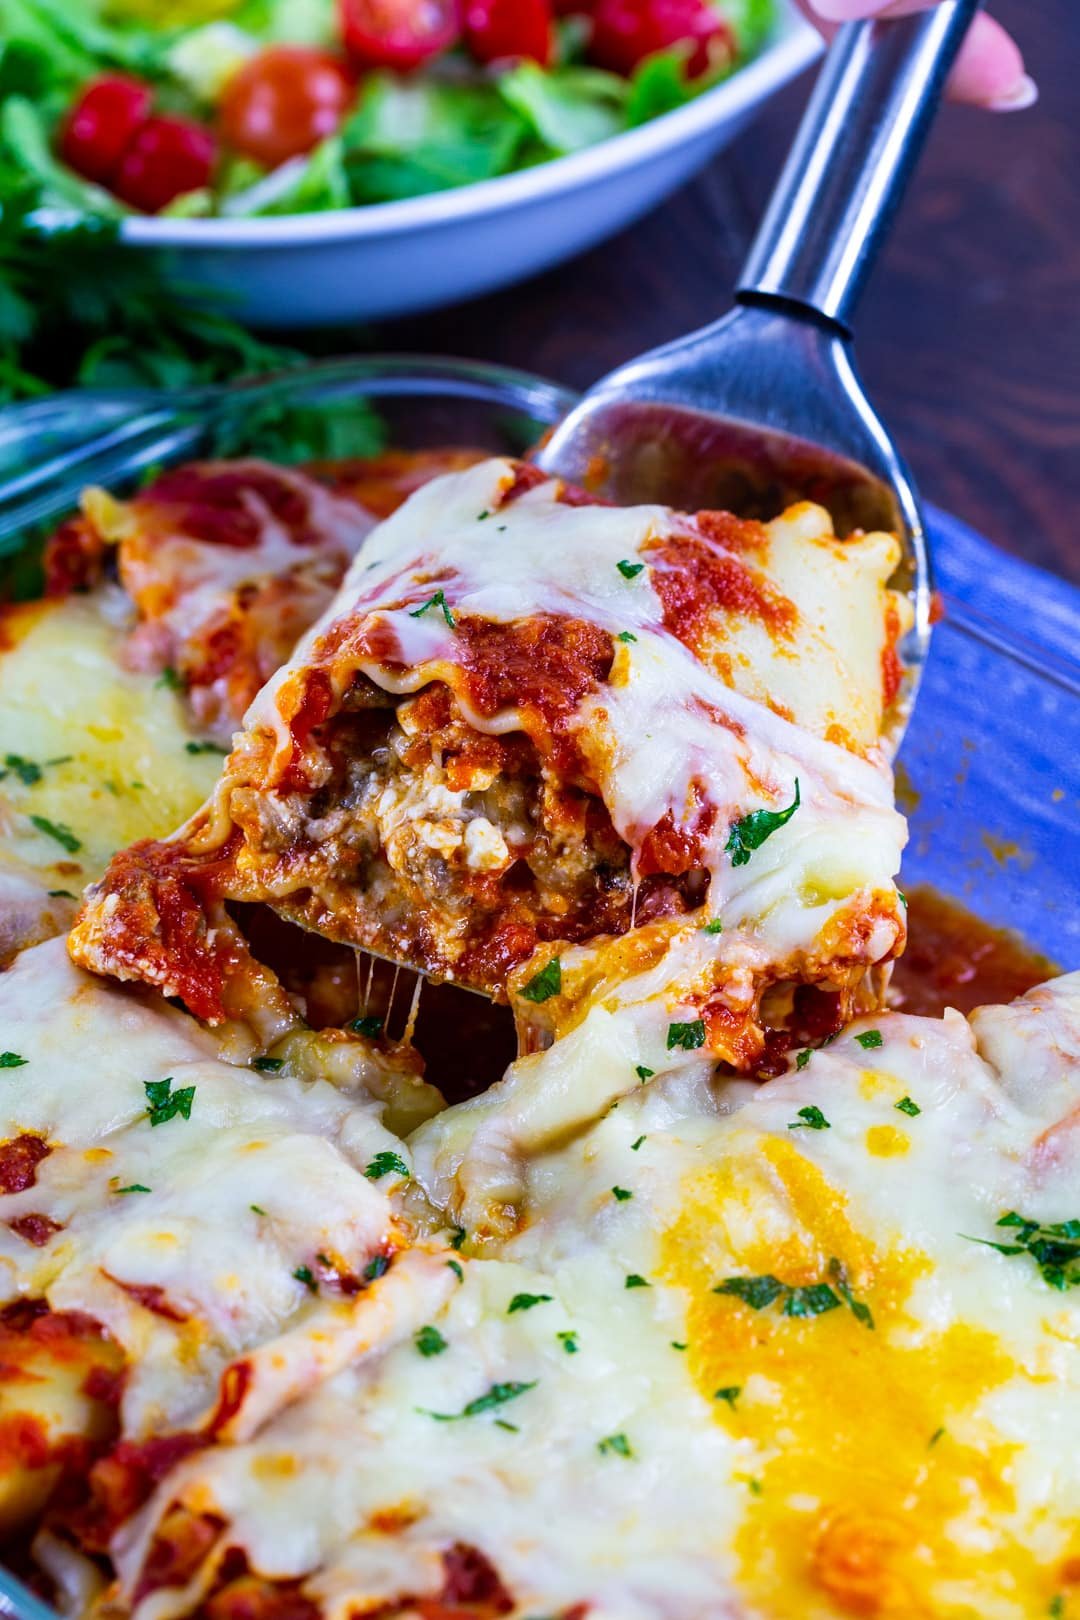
<box><xmin>963</xmin><ymin>1211</ymin><xmax>1080</xmax><ymax>1290</ymax></box>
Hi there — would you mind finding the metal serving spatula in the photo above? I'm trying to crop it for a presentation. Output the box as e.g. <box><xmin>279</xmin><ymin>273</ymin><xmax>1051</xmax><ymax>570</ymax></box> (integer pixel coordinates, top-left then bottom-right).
<box><xmin>539</xmin><ymin>0</ymin><xmax>980</xmax><ymax>691</ymax></box>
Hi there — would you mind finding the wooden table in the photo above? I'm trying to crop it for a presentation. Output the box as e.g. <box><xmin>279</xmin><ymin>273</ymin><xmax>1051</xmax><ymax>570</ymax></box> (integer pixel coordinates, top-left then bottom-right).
<box><xmin>385</xmin><ymin>0</ymin><xmax>1078</xmax><ymax>586</ymax></box>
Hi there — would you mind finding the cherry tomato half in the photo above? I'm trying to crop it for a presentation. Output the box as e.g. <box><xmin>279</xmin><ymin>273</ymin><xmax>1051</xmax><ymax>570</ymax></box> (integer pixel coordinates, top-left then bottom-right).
<box><xmin>464</xmin><ymin>0</ymin><xmax>553</xmax><ymax>66</ymax></box>
<box><xmin>59</xmin><ymin>74</ymin><xmax>154</xmax><ymax>186</ymax></box>
<box><xmin>112</xmin><ymin>115</ymin><xmax>217</xmax><ymax>214</ymax></box>
<box><xmin>220</xmin><ymin>46</ymin><xmax>356</xmax><ymax>170</ymax></box>
<box><xmin>588</xmin><ymin>0</ymin><xmax>733</xmax><ymax>78</ymax></box>
<box><xmin>338</xmin><ymin>0</ymin><xmax>461</xmax><ymax>73</ymax></box>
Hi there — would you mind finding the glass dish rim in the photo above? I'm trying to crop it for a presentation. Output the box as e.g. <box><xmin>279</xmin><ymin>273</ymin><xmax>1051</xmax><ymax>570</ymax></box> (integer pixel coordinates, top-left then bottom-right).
<box><xmin>2</xmin><ymin>350</ymin><xmax>1078</xmax><ymax>696</ymax></box>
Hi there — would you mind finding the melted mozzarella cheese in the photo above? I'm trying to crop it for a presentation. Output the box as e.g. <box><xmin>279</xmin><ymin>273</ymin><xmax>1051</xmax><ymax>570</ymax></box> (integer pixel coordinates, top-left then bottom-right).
<box><xmin>166</xmin><ymin>460</ymin><xmax>906</xmax><ymax>1037</ymax></box>
<box><xmin>0</xmin><ymin>941</ymin><xmax>429</xmax><ymax>1440</ymax></box>
<box><xmin>84</xmin><ymin>464</ymin><xmax>374</xmax><ymax>660</ymax></box>
<box><xmin>0</xmin><ymin>593</ymin><xmax>220</xmax><ymax>892</ymax></box>
<box><xmin>250</xmin><ymin>457</ymin><xmax>905</xmax><ymax>761</ymax></box>
<box><xmin>110</xmin><ymin>973</ymin><xmax>1080</xmax><ymax>1620</ymax></box>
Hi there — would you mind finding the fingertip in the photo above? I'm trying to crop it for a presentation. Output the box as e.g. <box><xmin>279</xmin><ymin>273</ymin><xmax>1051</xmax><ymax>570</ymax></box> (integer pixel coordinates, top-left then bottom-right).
<box><xmin>809</xmin><ymin>0</ymin><xmax>887</xmax><ymax>18</ymax></box>
<box><xmin>985</xmin><ymin>73</ymin><xmax>1039</xmax><ymax>113</ymax></box>
<box><xmin>947</xmin><ymin>12</ymin><xmax>1033</xmax><ymax>109</ymax></box>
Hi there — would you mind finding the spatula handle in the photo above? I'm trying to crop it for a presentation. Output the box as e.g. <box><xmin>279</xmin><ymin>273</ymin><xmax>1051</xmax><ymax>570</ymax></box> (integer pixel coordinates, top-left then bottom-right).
<box><xmin>736</xmin><ymin>0</ymin><xmax>979</xmax><ymax>331</ymax></box>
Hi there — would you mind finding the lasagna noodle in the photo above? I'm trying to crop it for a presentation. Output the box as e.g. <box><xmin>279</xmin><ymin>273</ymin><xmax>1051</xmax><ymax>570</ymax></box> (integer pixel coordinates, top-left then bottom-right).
<box><xmin>73</xmin><ymin>452</ymin><xmax>486</xmax><ymax>746</ymax></box>
<box><xmin>69</xmin><ymin>458</ymin><xmax>910</xmax><ymax>1069</ymax></box>
<box><xmin>0</xmin><ymin>938</ymin><xmax>444</xmax><ymax>1541</ymax></box>
<box><xmin>0</xmin><ymin>453</ymin><xmax>478</xmax><ymax>964</ymax></box>
<box><xmin>96</xmin><ymin>971</ymin><xmax>1080</xmax><ymax>1620</ymax></box>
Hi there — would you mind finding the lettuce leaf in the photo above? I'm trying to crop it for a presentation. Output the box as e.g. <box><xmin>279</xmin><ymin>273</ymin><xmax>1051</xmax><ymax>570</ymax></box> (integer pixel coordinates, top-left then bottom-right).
<box><xmin>231</xmin><ymin>0</ymin><xmax>336</xmax><ymax>47</ymax></box>
<box><xmin>0</xmin><ymin>97</ymin><xmax>127</xmax><ymax>215</ymax></box>
<box><xmin>220</xmin><ymin>136</ymin><xmax>350</xmax><ymax>215</ymax></box>
<box><xmin>497</xmin><ymin>63</ymin><xmax>627</xmax><ymax>156</ymax></box>
<box><xmin>342</xmin><ymin>76</ymin><xmax>527</xmax><ymax>203</ymax></box>
<box><xmin>718</xmin><ymin>0</ymin><xmax>778</xmax><ymax>59</ymax></box>
<box><xmin>0</xmin><ymin>0</ymin><xmax>167</xmax><ymax>88</ymax></box>
<box><xmin>625</xmin><ymin>49</ymin><xmax>700</xmax><ymax>127</ymax></box>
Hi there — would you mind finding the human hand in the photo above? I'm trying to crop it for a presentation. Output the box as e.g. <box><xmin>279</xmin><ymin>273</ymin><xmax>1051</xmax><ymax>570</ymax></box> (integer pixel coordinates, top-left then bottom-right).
<box><xmin>795</xmin><ymin>1</ymin><xmax>1035</xmax><ymax>110</ymax></box>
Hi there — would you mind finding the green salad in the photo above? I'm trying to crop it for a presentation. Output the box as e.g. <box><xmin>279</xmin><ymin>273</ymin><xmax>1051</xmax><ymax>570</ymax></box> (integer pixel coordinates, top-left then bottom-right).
<box><xmin>0</xmin><ymin>0</ymin><xmax>776</xmax><ymax>221</ymax></box>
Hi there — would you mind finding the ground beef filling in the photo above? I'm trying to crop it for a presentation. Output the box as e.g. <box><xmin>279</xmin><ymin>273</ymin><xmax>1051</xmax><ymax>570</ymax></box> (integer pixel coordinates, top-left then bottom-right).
<box><xmin>231</xmin><ymin>684</ymin><xmax>709</xmax><ymax>992</ymax></box>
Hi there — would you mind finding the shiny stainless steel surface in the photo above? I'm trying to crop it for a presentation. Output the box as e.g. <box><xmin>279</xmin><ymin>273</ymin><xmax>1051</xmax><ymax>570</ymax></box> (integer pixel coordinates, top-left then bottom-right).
<box><xmin>539</xmin><ymin>3</ymin><xmax>980</xmax><ymax>700</ymax></box>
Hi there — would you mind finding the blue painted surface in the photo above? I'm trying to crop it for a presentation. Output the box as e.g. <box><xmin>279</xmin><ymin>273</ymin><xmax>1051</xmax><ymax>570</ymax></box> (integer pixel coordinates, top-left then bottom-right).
<box><xmin>899</xmin><ymin>506</ymin><xmax>1080</xmax><ymax>963</ymax></box>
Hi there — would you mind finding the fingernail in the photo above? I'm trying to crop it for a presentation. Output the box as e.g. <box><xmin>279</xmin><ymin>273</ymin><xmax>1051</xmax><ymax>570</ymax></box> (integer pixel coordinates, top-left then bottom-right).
<box><xmin>988</xmin><ymin>73</ymin><xmax>1038</xmax><ymax>112</ymax></box>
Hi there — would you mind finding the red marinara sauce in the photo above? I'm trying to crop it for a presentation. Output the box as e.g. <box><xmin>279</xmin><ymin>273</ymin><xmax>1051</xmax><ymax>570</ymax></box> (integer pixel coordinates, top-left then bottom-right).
<box><xmin>890</xmin><ymin>887</ymin><xmax>1056</xmax><ymax>1017</ymax></box>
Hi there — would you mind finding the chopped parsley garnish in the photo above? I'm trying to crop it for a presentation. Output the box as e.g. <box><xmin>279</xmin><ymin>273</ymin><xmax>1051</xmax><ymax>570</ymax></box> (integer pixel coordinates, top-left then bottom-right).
<box><xmin>449</xmin><ymin>1226</ymin><xmax>467</xmax><ymax>1250</ymax></box>
<box><xmin>2</xmin><ymin>754</ymin><xmax>41</xmax><ymax>786</ymax></box>
<box><xmin>364</xmin><ymin>1150</ymin><xmax>410</xmax><ymax>1181</ymax></box>
<box><xmin>364</xmin><ymin>1254</ymin><xmax>390</xmax><ymax>1281</ymax></box>
<box><xmin>250</xmin><ymin>1204</ymin><xmax>267</xmax><ymax>1216</ymax></box>
<box><xmin>928</xmin><ymin>1426</ymin><xmax>945</xmax><ymax>1448</ymax></box>
<box><xmin>447</xmin><ymin>1260</ymin><xmax>464</xmax><ymax>1282</ymax></box>
<box><xmin>415</xmin><ymin>1324</ymin><xmax>448</xmax><ymax>1357</ymax></box>
<box><xmin>494</xmin><ymin>1419</ymin><xmax>518</xmax><ymax>1432</ymax></box>
<box><xmin>667</xmin><ymin>1019</ymin><xmax>706</xmax><ymax>1051</ymax></box>
<box><xmin>795</xmin><ymin>1049</ymin><xmax>812</xmax><ymax>1071</ymax></box>
<box><xmin>961</xmin><ymin>1211</ymin><xmax>1080</xmax><ymax>1290</ymax></box>
<box><xmin>409</xmin><ymin>590</ymin><xmax>456</xmax><ymax>629</ymax></box>
<box><xmin>350</xmin><ymin>1014</ymin><xmax>384</xmax><ymax>1038</ymax></box>
<box><xmin>293</xmin><ymin>1264</ymin><xmax>317</xmax><ymax>1293</ymax></box>
<box><xmin>784</xmin><ymin>1283</ymin><xmax>842</xmax><ymax>1319</ymax></box>
<box><xmin>855</xmin><ymin>1029</ymin><xmax>884</xmax><ymax>1050</ymax></box>
<box><xmin>252</xmin><ymin>1056</ymin><xmax>284</xmax><ymax>1073</ymax></box>
<box><xmin>716</xmin><ymin>1262</ymin><xmax>873</xmax><ymax>1328</ymax></box>
<box><xmin>30</xmin><ymin>815</ymin><xmax>81</xmax><ymax>853</ymax></box>
<box><xmin>48</xmin><ymin>889</ymin><xmax>76</xmax><ymax>899</ymax></box>
<box><xmin>557</xmin><ymin>1331</ymin><xmax>578</xmax><ymax>1354</ymax></box>
<box><xmin>701</xmin><ymin>917</ymin><xmax>724</xmax><ymax>935</ymax></box>
<box><xmin>0</xmin><ymin>1051</ymin><xmax>27</xmax><ymax>1069</ymax></box>
<box><xmin>829</xmin><ymin>1259</ymin><xmax>875</xmax><ymax>1328</ymax></box>
<box><xmin>670</xmin><ymin>1340</ymin><xmax>688</xmax><ymax>1351</ymax></box>
<box><xmin>156</xmin><ymin>666</ymin><xmax>184</xmax><ymax>691</ymax></box>
<box><xmin>507</xmin><ymin>1292</ymin><xmax>553</xmax><ymax>1314</ymax></box>
<box><xmin>598</xmin><ymin>1432</ymin><xmax>633</xmax><ymax>1457</ymax></box>
<box><xmin>725</xmin><ymin>779</ymin><xmax>801</xmax><ymax>868</ymax></box>
<box><xmin>789</xmin><ymin>1104</ymin><xmax>830</xmax><ymax>1131</ymax></box>
<box><xmin>635</xmin><ymin>1065</ymin><xmax>654</xmax><ymax>1082</ymax></box>
<box><xmin>185</xmin><ymin>740</ymin><xmax>227</xmax><ymax>756</ymax></box>
<box><xmin>477</xmin><ymin>509</ymin><xmax>491</xmax><ymax>521</ymax></box>
<box><xmin>896</xmin><ymin>1095</ymin><xmax>921</xmax><ymax>1116</ymax></box>
<box><xmin>144</xmin><ymin>1077</ymin><xmax>195</xmax><ymax>1127</ymax></box>
<box><xmin>115</xmin><ymin>1184</ymin><xmax>151</xmax><ymax>1195</ymax></box>
<box><xmin>631</xmin><ymin>1136</ymin><xmax>646</xmax><ymax>1151</ymax></box>
<box><xmin>611</xmin><ymin>1186</ymin><xmax>633</xmax><ymax>1201</ymax></box>
<box><xmin>625</xmin><ymin>1273</ymin><xmax>650</xmax><ymax>1289</ymax></box>
<box><xmin>897</xmin><ymin>889</ymin><xmax>908</xmax><ymax>907</ymax></box>
<box><xmin>520</xmin><ymin>957</ymin><xmax>562</xmax><ymax>1003</ymax></box>
<box><xmin>616</xmin><ymin>559</ymin><xmax>645</xmax><ymax>579</ymax></box>
<box><xmin>714</xmin><ymin>1386</ymin><xmax>741</xmax><ymax>1408</ymax></box>
<box><xmin>715</xmin><ymin>1274</ymin><xmax>786</xmax><ymax>1310</ymax></box>
<box><xmin>1049</xmin><ymin>1597</ymin><xmax>1065</xmax><ymax>1619</ymax></box>
<box><xmin>421</xmin><ymin>1380</ymin><xmax>537</xmax><ymax>1422</ymax></box>
<box><xmin>617</xmin><ymin>630</ymin><xmax>637</xmax><ymax>642</ymax></box>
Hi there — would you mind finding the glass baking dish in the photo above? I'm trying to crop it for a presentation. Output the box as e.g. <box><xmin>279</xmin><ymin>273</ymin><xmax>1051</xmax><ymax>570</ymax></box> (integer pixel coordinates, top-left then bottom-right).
<box><xmin>0</xmin><ymin>356</ymin><xmax>1076</xmax><ymax>1620</ymax></box>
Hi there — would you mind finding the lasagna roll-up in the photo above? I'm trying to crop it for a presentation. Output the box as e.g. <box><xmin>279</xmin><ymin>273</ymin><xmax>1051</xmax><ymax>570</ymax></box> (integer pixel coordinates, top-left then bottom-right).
<box><xmin>70</xmin><ymin>457</ymin><xmax>911</xmax><ymax>1066</ymax></box>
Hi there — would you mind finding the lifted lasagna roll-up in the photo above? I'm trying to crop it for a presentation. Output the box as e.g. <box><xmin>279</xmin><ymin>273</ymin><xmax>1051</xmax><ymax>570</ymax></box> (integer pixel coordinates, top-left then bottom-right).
<box><xmin>70</xmin><ymin>457</ymin><xmax>911</xmax><ymax>1065</ymax></box>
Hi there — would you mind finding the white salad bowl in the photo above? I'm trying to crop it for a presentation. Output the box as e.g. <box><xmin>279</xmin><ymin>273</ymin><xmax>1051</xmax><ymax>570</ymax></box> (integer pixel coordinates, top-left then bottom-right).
<box><xmin>113</xmin><ymin>7</ymin><xmax>821</xmax><ymax>329</ymax></box>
